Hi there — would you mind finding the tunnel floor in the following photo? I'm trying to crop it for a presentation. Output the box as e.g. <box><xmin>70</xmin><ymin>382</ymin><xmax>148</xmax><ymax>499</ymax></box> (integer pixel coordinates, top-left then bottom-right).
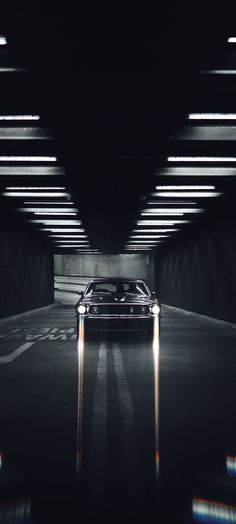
<box><xmin>0</xmin><ymin>303</ymin><xmax>236</xmax><ymax>523</ymax></box>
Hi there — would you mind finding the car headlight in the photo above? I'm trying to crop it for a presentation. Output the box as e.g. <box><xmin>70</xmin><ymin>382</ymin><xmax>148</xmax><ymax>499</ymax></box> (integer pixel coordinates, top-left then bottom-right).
<box><xmin>77</xmin><ymin>305</ymin><xmax>86</xmax><ymax>314</ymax></box>
<box><xmin>151</xmin><ymin>304</ymin><xmax>160</xmax><ymax>315</ymax></box>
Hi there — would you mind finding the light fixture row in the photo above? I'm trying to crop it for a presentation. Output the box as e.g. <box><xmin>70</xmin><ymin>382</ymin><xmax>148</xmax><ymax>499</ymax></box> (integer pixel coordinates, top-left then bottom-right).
<box><xmin>0</xmin><ymin>35</ymin><xmax>93</xmax><ymax>253</ymax></box>
<box><xmin>1</xmin><ymin>29</ymin><xmax>232</xmax><ymax>254</ymax></box>
<box><xmin>125</xmin><ymin>173</ymin><xmax>223</xmax><ymax>250</ymax></box>
<box><xmin>124</xmin><ymin>36</ymin><xmax>234</xmax><ymax>251</ymax></box>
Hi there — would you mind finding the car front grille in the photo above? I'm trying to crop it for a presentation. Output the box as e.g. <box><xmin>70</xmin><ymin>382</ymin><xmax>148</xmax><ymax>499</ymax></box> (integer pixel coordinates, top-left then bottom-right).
<box><xmin>88</xmin><ymin>304</ymin><xmax>150</xmax><ymax>316</ymax></box>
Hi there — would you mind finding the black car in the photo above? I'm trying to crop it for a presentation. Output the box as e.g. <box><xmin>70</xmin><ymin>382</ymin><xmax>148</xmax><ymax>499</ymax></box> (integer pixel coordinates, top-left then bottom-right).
<box><xmin>75</xmin><ymin>278</ymin><xmax>161</xmax><ymax>336</ymax></box>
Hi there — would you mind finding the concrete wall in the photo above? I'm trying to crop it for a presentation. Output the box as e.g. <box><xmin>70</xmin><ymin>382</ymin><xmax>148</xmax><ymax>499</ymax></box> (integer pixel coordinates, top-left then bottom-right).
<box><xmin>54</xmin><ymin>254</ymin><xmax>150</xmax><ymax>281</ymax></box>
<box><xmin>153</xmin><ymin>220</ymin><xmax>236</xmax><ymax>323</ymax></box>
<box><xmin>0</xmin><ymin>228</ymin><xmax>54</xmax><ymax>318</ymax></box>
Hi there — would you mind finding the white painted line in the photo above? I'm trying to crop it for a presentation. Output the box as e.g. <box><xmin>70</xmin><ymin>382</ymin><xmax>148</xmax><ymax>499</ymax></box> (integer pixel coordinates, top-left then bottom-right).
<box><xmin>0</xmin><ymin>303</ymin><xmax>58</xmax><ymax>325</ymax></box>
<box><xmin>0</xmin><ymin>342</ymin><xmax>35</xmax><ymax>363</ymax></box>
<box><xmin>89</xmin><ymin>342</ymin><xmax>107</xmax><ymax>492</ymax></box>
<box><xmin>112</xmin><ymin>343</ymin><xmax>138</xmax><ymax>496</ymax></box>
<box><xmin>92</xmin><ymin>341</ymin><xmax>107</xmax><ymax>444</ymax></box>
<box><xmin>112</xmin><ymin>343</ymin><xmax>134</xmax><ymax>428</ymax></box>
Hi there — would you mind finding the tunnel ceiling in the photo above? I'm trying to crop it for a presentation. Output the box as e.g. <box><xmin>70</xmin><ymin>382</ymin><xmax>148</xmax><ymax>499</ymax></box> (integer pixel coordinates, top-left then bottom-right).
<box><xmin>1</xmin><ymin>5</ymin><xmax>236</xmax><ymax>254</ymax></box>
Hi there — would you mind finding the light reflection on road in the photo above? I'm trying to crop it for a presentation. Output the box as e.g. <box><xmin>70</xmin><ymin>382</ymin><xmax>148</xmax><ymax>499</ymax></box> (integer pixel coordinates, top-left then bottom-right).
<box><xmin>153</xmin><ymin>315</ymin><xmax>160</xmax><ymax>482</ymax></box>
<box><xmin>76</xmin><ymin>315</ymin><xmax>85</xmax><ymax>480</ymax></box>
<box><xmin>75</xmin><ymin>314</ymin><xmax>160</xmax><ymax>510</ymax></box>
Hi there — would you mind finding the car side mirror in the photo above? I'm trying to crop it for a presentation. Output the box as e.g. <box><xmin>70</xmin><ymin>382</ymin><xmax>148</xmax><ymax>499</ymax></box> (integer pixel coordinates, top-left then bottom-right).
<box><xmin>151</xmin><ymin>291</ymin><xmax>156</xmax><ymax>296</ymax></box>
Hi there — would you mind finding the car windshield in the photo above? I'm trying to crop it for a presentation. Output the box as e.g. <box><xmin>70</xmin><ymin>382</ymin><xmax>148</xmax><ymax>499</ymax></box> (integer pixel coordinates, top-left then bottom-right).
<box><xmin>85</xmin><ymin>281</ymin><xmax>149</xmax><ymax>296</ymax></box>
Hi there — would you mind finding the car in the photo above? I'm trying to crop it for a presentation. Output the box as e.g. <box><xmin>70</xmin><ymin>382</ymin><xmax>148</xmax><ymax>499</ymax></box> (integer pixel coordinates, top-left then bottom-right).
<box><xmin>75</xmin><ymin>278</ymin><xmax>161</xmax><ymax>337</ymax></box>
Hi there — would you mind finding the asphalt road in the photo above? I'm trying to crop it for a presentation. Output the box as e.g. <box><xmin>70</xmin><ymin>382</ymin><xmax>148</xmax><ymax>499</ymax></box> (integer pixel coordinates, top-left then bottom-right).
<box><xmin>0</xmin><ymin>301</ymin><xmax>236</xmax><ymax>523</ymax></box>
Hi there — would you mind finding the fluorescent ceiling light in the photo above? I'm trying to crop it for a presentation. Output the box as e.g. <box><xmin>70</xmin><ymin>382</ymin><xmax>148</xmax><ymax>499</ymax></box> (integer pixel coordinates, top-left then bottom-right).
<box><xmin>53</xmin><ymin>239</ymin><xmax>88</xmax><ymax>243</ymax></box>
<box><xmin>0</xmin><ymin>67</ymin><xmax>29</xmax><ymax>72</ymax></box>
<box><xmin>188</xmin><ymin>113</ymin><xmax>236</xmax><ymax>120</ymax></box>
<box><xmin>155</xmin><ymin>167</ymin><xmax>236</xmax><ymax>176</ymax></box>
<box><xmin>0</xmin><ymin>156</ymin><xmax>57</xmax><ymax>161</ymax></box>
<box><xmin>201</xmin><ymin>69</ymin><xmax>236</xmax><ymax>74</ymax></box>
<box><xmin>156</xmin><ymin>185</ymin><xmax>215</xmax><ymax>190</ymax></box>
<box><xmin>228</xmin><ymin>37</ymin><xmax>236</xmax><ymax>43</ymax></box>
<box><xmin>33</xmin><ymin>212</ymin><xmax>77</xmax><ymax>216</ymax></box>
<box><xmin>130</xmin><ymin>235</ymin><xmax>169</xmax><ymax>238</ymax></box>
<box><xmin>141</xmin><ymin>211</ymin><xmax>184</xmax><ymax>216</ymax></box>
<box><xmin>0</xmin><ymin>36</ymin><xmax>7</xmax><ymax>45</ymax></box>
<box><xmin>155</xmin><ymin>191</ymin><xmax>221</xmax><ymax>197</ymax></box>
<box><xmin>24</xmin><ymin>201</ymin><xmax>73</xmax><ymax>205</ymax></box>
<box><xmin>168</xmin><ymin>156</ymin><xmax>236</xmax><ymax>162</ymax></box>
<box><xmin>0</xmin><ymin>128</ymin><xmax>52</xmax><ymax>140</ymax></box>
<box><xmin>41</xmin><ymin>228</ymin><xmax>85</xmax><ymax>232</ymax></box>
<box><xmin>6</xmin><ymin>186</ymin><xmax>65</xmax><ymax>190</ymax></box>
<box><xmin>55</xmin><ymin>248</ymin><xmax>90</xmax><ymax>251</ymax></box>
<box><xmin>3</xmin><ymin>192</ymin><xmax>69</xmax><ymax>197</ymax></box>
<box><xmin>127</xmin><ymin>240</ymin><xmax>161</xmax><ymax>244</ymax></box>
<box><xmin>54</xmin><ymin>245</ymin><xmax>90</xmax><ymax>247</ymax></box>
<box><xmin>137</xmin><ymin>220</ymin><xmax>188</xmax><ymax>225</ymax></box>
<box><xmin>142</xmin><ymin>208</ymin><xmax>202</xmax><ymax>213</ymax></box>
<box><xmin>31</xmin><ymin>220</ymin><xmax>82</xmax><ymax>225</ymax></box>
<box><xmin>49</xmin><ymin>235</ymin><xmax>87</xmax><ymax>238</ymax></box>
<box><xmin>54</xmin><ymin>242</ymin><xmax>91</xmax><ymax>249</ymax></box>
<box><xmin>125</xmin><ymin>244</ymin><xmax>155</xmax><ymax>247</ymax></box>
<box><xmin>54</xmin><ymin>244</ymin><xmax>90</xmax><ymax>247</ymax></box>
<box><xmin>19</xmin><ymin>208</ymin><xmax>77</xmax><ymax>213</ymax></box>
<box><xmin>171</xmin><ymin>125</ymin><xmax>236</xmax><ymax>141</ymax></box>
<box><xmin>0</xmin><ymin>115</ymin><xmax>40</xmax><ymax>120</ymax></box>
<box><xmin>126</xmin><ymin>242</ymin><xmax>160</xmax><ymax>245</ymax></box>
<box><xmin>133</xmin><ymin>229</ymin><xmax>179</xmax><ymax>233</ymax></box>
<box><xmin>0</xmin><ymin>166</ymin><xmax>64</xmax><ymax>175</ymax></box>
<box><xmin>54</xmin><ymin>241</ymin><xmax>89</xmax><ymax>244</ymax></box>
<box><xmin>147</xmin><ymin>201</ymin><xmax>197</xmax><ymax>205</ymax></box>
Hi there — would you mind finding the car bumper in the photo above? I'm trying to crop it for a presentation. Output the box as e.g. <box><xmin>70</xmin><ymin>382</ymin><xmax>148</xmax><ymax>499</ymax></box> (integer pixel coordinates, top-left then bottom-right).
<box><xmin>82</xmin><ymin>316</ymin><xmax>154</xmax><ymax>332</ymax></box>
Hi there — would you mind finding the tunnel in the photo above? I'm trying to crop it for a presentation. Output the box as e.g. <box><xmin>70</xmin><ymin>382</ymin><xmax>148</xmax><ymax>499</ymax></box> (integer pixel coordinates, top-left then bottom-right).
<box><xmin>1</xmin><ymin>5</ymin><xmax>236</xmax><ymax>524</ymax></box>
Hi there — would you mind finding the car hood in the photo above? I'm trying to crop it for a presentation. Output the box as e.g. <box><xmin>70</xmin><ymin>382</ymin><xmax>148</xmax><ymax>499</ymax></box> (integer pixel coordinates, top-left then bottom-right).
<box><xmin>81</xmin><ymin>294</ymin><xmax>153</xmax><ymax>305</ymax></box>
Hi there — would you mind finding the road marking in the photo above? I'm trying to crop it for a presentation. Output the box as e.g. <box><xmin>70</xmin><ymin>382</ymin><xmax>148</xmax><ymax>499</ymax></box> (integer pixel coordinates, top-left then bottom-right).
<box><xmin>0</xmin><ymin>342</ymin><xmax>35</xmax><ymax>364</ymax></box>
<box><xmin>89</xmin><ymin>342</ymin><xmax>107</xmax><ymax>493</ymax></box>
<box><xmin>92</xmin><ymin>341</ymin><xmax>107</xmax><ymax>448</ymax></box>
<box><xmin>112</xmin><ymin>342</ymin><xmax>138</xmax><ymax>496</ymax></box>
<box><xmin>0</xmin><ymin>327</ymin><xmax>77</xmax><ymax>341</ymax></box>
<box><xmin>112</xmin><ymin>343</ymin><xmax>134</xmax><ymax>429</ymax></box>
<box><xmin>0</xmin><ymin>328</ymin><xmax>20</xmax><ymax>338</ymax></box>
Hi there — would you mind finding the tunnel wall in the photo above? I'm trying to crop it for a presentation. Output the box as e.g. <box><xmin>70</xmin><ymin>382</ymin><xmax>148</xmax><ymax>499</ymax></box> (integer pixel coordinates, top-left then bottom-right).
<box><xmin>153</xmin><ymin>221</ymin><xmax>236</xmax><ymax>323</ymax></box>
<box><xmin>0</xmin><ymin>228</ymin><xmax>54</xmax><ymax>318</ymax></box>
<box><xmin>54</xmin><ymin>254</ymin><xmax>150</xmax><ymax>281</ymax></box>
